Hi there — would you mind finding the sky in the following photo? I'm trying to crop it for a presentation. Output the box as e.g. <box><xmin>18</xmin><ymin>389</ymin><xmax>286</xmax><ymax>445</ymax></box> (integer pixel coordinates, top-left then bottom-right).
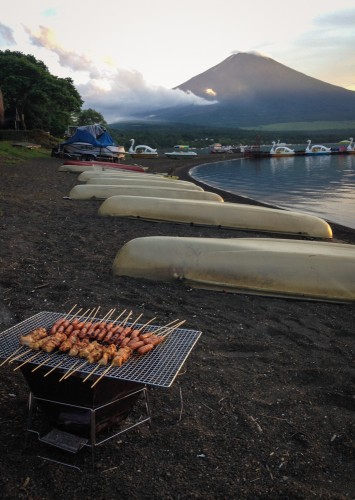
<box><xmin>1</xmin><ymin>0</ymin><xmax>355</xmax><ymax>124</ymax></box>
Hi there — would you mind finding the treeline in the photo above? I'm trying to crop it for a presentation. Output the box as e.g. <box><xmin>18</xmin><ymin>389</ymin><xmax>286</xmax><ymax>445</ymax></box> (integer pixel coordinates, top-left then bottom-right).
<box><xmin>0</xmin><ymin>51</ymin><xmax>108</xmax><ymax>137</ymax></box>
<box><xmin>108</xmin><ymin>122</ymin><xmax>352</xmax><ymax>148</ymax></box>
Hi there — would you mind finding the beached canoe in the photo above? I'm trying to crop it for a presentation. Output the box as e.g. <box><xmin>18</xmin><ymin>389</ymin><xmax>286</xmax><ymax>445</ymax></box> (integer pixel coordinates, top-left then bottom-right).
<box><xmin>63</xmin><ymin>160</ymin><xmax>127</xmax><ymax>168</ymax></box>
<box><xmin>59</xmin><ymin>163</ymin><xmax>145</xmax><ymax>173</ymax></box>
<box><xmin>77</xmin><ymin>170</ymin><xmax>151</xmax><ymax>181</ymax></box>
<box><xmin>85</xmin><ymin>176</ymin><xmax>204</xmax><ymax>190</ymax></box>
<box><xmin>98</xmin><ymin>196</ymin><xmax>332</xmax><ymax>238</ymax></box>
<box><xmin>112</xmin><ymin>236</ymin><xmax>355</xmax><ymax>302</ymax></box>
<box><xmin>69</xmin><ymin>185</ymin><xmax>223</xmax><ymax>202</ymax></box>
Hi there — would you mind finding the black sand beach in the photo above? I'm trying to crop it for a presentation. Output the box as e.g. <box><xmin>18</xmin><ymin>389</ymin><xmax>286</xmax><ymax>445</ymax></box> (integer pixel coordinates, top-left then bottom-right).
<box><xmin>0</xmin><ymin>154</ymin><xmax>354</xmax><ymax>499</ymax></box>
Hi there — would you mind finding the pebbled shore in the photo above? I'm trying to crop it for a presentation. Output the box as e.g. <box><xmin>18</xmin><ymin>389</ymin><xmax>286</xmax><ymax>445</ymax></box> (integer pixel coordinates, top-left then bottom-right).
<box><xmin>0</xmin><ymin>155</ymin><xmax>354</xmax><ymax>499</ymax></box>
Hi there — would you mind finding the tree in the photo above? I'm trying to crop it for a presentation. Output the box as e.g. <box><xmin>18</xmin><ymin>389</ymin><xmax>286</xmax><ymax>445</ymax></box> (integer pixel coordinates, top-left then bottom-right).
<box><xmin>0</xmin><ymin>50</ymin><xmax>83</xmax><ymax>135</ymax></box>
<box><xmin>0</xmin><ymin>87</ymin><xmax>4</xmax><ymax>127</ymax></box>
<box><xmin>73</xmin><ymin>108</ymin><xmax>107</xmax><ymax>126</ymax></box>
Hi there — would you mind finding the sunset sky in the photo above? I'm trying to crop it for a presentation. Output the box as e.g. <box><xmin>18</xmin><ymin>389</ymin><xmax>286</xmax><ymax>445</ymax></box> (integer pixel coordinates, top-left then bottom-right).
<box><xmin>1</xmin><ymin>0</ymin><xmax>354</xmax><ymax>123</ymax></box>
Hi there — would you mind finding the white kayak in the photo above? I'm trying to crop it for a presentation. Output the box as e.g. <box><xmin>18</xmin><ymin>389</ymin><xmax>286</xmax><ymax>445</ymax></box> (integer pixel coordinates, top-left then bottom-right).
<box><xmin>112</xmin><ymin>236</ymin><xmax>355</xmax><ymax>302</ymax></box>
<box><xmin>98</xmin><ymin>195</ymin><xmax>332</xmax><ymax>238</ymax></box>
<box><xmin>85</xmin><ymin>176</ymin><xmax>204</xmax><ymax>190</ymax></box>
<box><xmin>77</xmin><ymin>170</ymin><xmax>177</xmax><ymax>182</ymax></box>
<box><xmin>69</xmin><ymin>185</ymin><xmax>223</xmax><ymax>202</ymax></box>
<box><xmin>58</xmin><ymin>163</ymin><xmax>144</xmax><ymax>173</ymax></box>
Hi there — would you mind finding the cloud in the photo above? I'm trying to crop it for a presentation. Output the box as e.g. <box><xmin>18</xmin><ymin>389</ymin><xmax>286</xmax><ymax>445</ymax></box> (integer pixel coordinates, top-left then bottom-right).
<box><xmin>314</xmin><ymin>8</ymin><xmax>355</xmax><ymax>27</ymax></box>
<box><xmin>23</xmin><ymin>24</ymin><xmax>216</xmax><ymax>122</ymax></box>
<box><xmin>78</xmin><ymin>71</ymin><xmax>217</xmax><ymax>123</ymax></box>
<box><xmin>0</xmin><ymin>23</ymin><xmax>16</xmax><ymax>46</ymax></box>
<box><xmin>24</xmin><ymin>25</ymin><xmax>100</xmax><ymax>77</ymax></box>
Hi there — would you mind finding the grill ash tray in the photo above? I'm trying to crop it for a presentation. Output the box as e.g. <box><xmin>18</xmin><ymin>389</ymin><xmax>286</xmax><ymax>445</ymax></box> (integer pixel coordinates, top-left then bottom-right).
<box><xmin>0</xmin><ymin>311</ymin><xmax>202</xmax><ymax>388</ymax></box>
<box><xmin>39</xmin><ymin>429</ymin><xmax>88</xmax><ymax>453</ymax></box>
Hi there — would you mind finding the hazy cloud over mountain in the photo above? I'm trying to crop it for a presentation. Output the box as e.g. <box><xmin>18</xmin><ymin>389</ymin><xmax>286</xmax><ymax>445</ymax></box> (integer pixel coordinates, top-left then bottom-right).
<box><xmin>22</xmin><ymin>24</ymin><xmax>216</xmax><ymax>121</ymax></box>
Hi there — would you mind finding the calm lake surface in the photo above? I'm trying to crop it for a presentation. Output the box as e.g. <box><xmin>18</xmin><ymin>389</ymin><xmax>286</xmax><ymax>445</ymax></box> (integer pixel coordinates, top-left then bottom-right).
<box><xmin>190</xmin><ymin>153</ymin><xmax>355</xmax><ymax>230</ymax></box>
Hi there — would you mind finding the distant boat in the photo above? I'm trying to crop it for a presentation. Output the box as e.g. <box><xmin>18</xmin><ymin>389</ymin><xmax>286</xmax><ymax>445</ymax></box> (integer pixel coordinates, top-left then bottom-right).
<box><xmin>128</xmin><ymin>138</ymin><xmax>158</xmax><ymax>158</ymax></box>
<box><xmin>347</xmin><ymin>138</ymin><xmax>355</xmax><ymax>154</ymax></box>
<box><xmin>210</xmin><ymin>143</ymin><xmax>234</xmax><ymax>154</ymax></box>
<box><xmin>165</xmin><ymin>145</ymin><xmax>198</xmax><ymax>159</ymax></box>
<box><xmin>270</xmin><ymin>141</ymin><xmax>295</xmax><ymax>157</ymax></box>
<box><xmin>305</xmin><ymin>140</ymin><xmax>331</xmax><ymax>155</ymax></box>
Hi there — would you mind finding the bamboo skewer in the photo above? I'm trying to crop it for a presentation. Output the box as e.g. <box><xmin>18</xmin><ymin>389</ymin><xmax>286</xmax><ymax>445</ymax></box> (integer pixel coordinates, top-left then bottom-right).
<box><xmin>98</xmin><ymin>308</ymin><xmax>116</xmax><ymax>324</ymax></box>
<box><xmin>0</xmin><ymin>346</ymin><xmax>23</xmax><ymax>367</ymax></box>
<box><xmin>160</xmin><ymin>320</ymin><xmax>186</xmax><ymax>337</ymax></box>
<box><xmin>82</xmin><ymin>364</ymin><xmax>100</xmax><ymax>383</ymax></box>
<box><xmin>70</xmin><ymin>360</ymin><xmax>88</xmax><ymax>377</ymax></box>
<box><xmin>152</xmin><ymin>318</ymin><xmax>182</xmax><ymax>334</ymax></box>
<box><xmin>13</xmin><ymin>351</ymin><xmax>42</xmax><ymax>371</ymax></box>
<box><xmin>67</xmin><ymin>307</ymin><xmax>82</xmax><ymax>322</ymax></box>
<box><xmin>112</xmin><ymin>309</ymin><xmax>126</xmax><ymax>323</ymax></box>
<box><xmin>63</xmin><ymin>304</ymin><xmax>78</xmax><ymax>319</ymax></box>
<box><xmin>91</xmin><ymin>365</ymin><xmax>112</xmax><ymax>389</ymax></box>
<box><xmin>83</xmin><ymin>306</ymin><xmax>100</xmax><ymax>325</ymax></box>
<box><xmin>8</xmin><ymin>348</ymin><xmax>31</xmax><ymax>363</ymax></box>
<box><xmin>31</xmin><ymin>357</ymin><xmax>51</xmax><ymax>372</ymax></box>
<box><xmin>58</xmin><ymin>360</ymin><xmax>81</xmax><ymax>381</ymax></box>
<box><xmin>128</xmin><ymin>312</ymin><xmax>143</xmax><ymax>330</ymax></box>
<box><xmin>120</xmin><ymin>310</ymin><xmax>132</xmax><ymax>328</ymax></box>
<box><xmin>44</xmin><ymin>359</ymin><xmax>65</xmax><ymax>377</ymax></box>
<box><xmin>105</xmin><ymin>308</ymin><xmax>116</xmax><ymax>322</ymax></box>
<box><xmin>87</xmin><ymin>306</ymin><xmax>99</xmax><ymax>322</ymax></box>
<box><xmin>137</xmin><ymin>316</ymin><xmax>157</xmax><ymax>333</ymax></box>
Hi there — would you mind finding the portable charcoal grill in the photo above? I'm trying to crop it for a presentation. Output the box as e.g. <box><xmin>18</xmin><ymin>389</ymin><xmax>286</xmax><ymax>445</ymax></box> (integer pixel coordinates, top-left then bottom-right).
<box><xmin>0</xmin><ymin>311</ymin><xmax>201</xmax><ymax>464</ymax></box>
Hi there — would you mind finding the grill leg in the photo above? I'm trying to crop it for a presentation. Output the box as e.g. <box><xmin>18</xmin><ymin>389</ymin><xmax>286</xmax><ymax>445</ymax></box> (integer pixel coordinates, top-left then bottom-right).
<box><xmin>143</xmin><ymin>386</ymin><xmax>152</xmax><ymax>428</ymax></box>
<box><xmin>25</xmin><ymin>392</ymin><xmax>36</xmax><ymax>448</ymax></box>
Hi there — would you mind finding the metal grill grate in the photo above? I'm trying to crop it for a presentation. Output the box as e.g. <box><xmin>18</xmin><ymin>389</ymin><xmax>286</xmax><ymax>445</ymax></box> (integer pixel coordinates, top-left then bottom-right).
<box><xmin>0</xmin><ymin>312</ymin><xmax>202</xmax><ymax>388</ymax></box>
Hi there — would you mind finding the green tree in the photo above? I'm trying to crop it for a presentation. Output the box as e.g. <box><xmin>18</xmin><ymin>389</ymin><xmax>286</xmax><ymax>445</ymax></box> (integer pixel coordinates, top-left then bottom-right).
<box><xmin>0</xmin><ymin>86</ymin><xmax>4</xmax><ymax>126</ymax></box>
<box><xmin>0</xmin><ymin>50</ymin><xmax>83</xmax><ymax>135</ymax></box>
<box><xmin>74</xmin><ymin>108</ymin><xmax>107</xmax><ymax>126</ymax></box>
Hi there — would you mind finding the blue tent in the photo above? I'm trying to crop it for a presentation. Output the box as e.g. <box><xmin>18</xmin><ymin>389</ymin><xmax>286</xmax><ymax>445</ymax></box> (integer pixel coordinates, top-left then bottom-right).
<box><xmin>63</xmin><ymin>124</ymin><xmax>116</xmax><ymax>147</ymax></box>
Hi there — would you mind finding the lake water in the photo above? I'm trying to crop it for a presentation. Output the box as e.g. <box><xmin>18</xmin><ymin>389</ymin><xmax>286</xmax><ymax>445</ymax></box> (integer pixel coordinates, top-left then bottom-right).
<box><xmin>190</xmin><ymin>153</ymin><xmax>355</xmax><ymax>230</ymax></box>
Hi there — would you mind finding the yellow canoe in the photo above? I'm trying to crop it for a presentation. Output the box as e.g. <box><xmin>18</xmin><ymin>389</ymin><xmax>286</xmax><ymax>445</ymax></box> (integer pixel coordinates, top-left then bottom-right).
<box><xmin>69</xmin><ymin>185</ymin><xmax>223</xmax><ymax>202</ymax></box>
<box><xmin>85</xmin><ymin>176</ymin><xmax>204</xmax><ymax>190</ymax></box>
<box><xmin>99</xmin><ymin>195</ymin><xmax>332</xmax><ymax>238</ymax></box>
<box><xmin>113</xmin><ymin>236</ymin><xmax>355</xmax><ymax>302</ymax></box>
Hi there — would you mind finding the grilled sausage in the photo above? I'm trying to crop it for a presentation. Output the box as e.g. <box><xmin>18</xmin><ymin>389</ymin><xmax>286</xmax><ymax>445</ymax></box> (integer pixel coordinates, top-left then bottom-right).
<box><xmin>127</xmin><ymin>340</ymin><xmax>145</xmax><ymax>350</ymax></box>
<box><xmin>137</xmin><ymin>344</ymin><xmax>155</xmax><ymax>354</ymax></box>
<box><xmin>143</xmin><ymin>336</ymin><xmax>164</xmax><ymax>346</ymax></box>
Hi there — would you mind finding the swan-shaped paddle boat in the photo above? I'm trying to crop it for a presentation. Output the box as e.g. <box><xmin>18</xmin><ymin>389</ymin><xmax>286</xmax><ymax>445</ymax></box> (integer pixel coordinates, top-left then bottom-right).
<box><xmin>270</xmin><ymin>141</ymin><xmax>295</xmax><ymax>157</ymax></box>
<box><xmin>346</xmin><ymin>138</ymin><xmax>355</xmax><ymax>154</ymax></box>
<box><xmin>128</xmin><ymin>139</ymin><xmax>158</xmax><ymax>158</ymax></box>
<box><xmin>305</xmin><ymin>140</ymin><xmax>331</xmax><ymax>155</ymax></box>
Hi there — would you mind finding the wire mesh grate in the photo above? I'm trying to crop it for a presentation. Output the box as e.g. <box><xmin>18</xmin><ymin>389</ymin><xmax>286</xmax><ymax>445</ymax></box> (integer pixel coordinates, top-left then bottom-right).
<box><xmin>0</xmin><ymin>311</ymin><xmax>202</xmax><ymax>388</ymax></box>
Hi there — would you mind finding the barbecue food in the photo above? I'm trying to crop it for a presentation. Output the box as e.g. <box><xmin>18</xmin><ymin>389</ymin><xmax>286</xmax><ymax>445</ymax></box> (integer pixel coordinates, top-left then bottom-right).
<box><xmin>17</xmin><ymin>314</ymin><xmax>168</xmax><ymax>372</ymax></box>
<box><xmin>20</xmin><ymin>328</ymin><xmax>48</xmax><ymax>346</ymax></box>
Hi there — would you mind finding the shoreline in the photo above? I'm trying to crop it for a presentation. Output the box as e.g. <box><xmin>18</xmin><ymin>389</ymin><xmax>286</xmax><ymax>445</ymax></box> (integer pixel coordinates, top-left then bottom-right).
<box><xmin>141</xmin><ymin>155</ymin><xmax>355</xmax><ymax>244</ymax></box>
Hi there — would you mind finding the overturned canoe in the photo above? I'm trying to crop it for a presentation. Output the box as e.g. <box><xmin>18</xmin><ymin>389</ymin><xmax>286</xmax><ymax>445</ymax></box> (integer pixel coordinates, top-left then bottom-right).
<box><xmin>85</xmin><ymin>176</ymin><xmax>204</xmax><ymax>190</ymax></box>
<box><xmin>77</xmin><ymin>170</ymin><xmax>150</xmax><ymax>181</ymax></box>
<box><xmin>63</xmin><ymin>160</ymin><xmax>127</xmax><ymax>167</ymax></box>
<box><xmin>113</xmin><ymin>236</ymin><xmax>355</xmax><ymax>302</ymax></box>
<box><xmin>59</xmin><ymin>163</ymin><xmax>144</xmax><ymax>173</ymax></box>
<box><xmin>99</xmin><ymin>196</ymin><xmax>332</xmax><ymax>238</ymax></box>
<box><xmin>69</xmin><ymin>185</ymin><xmax>223</xmax><ymax>201</ymax></box>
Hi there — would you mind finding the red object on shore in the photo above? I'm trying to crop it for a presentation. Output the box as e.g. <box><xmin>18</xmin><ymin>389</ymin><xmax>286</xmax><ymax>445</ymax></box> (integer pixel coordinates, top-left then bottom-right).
<box><xmin>63</xmin><ymin>160</ymin><xmax>145</xmax><ymax>172</ymax></box>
